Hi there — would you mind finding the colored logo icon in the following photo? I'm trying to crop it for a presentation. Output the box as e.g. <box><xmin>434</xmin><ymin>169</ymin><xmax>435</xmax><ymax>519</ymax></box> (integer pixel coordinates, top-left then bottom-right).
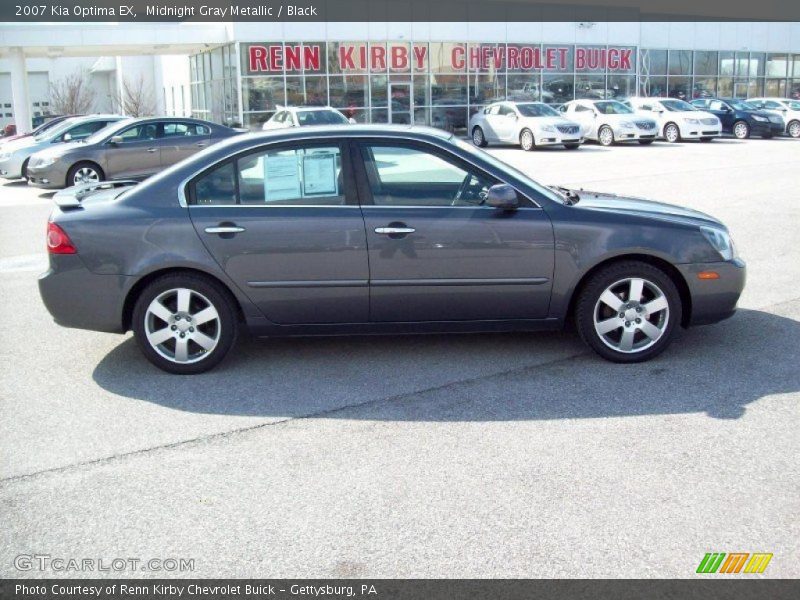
<box><xmin>696</xmin><ymin>553</ymin><xmax>773</xmax><ymax>574</ymax></box>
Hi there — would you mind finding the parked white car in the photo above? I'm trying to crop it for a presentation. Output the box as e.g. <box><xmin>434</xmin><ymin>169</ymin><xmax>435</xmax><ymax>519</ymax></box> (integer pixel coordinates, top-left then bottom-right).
<box><xmin>625</xmin><ymin>97</ymin><xmax>721</xmax><ymax>143</ymax></box>
<box><xmin>262</xmin><ymin>106</ymin><xmax>353</xmax><ymax>130</ymax></box>
<box><xmin>748</xmin><ymin>97</ymin><xmax>800</xmax><ymax>138</ymax></box>
<box><xmin>469</xmin><ymin>101</ymin><xmax>585</xmax><ymax>151</ymax></box>
<box><xmin>559</xmin><ymin>99</ymin><xmax>658</xmax><ymax>146</ymax></box>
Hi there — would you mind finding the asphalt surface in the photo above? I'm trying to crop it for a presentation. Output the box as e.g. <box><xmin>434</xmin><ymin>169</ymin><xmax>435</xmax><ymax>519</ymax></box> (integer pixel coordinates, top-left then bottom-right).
<box><xmin>1</xmin><ymin>136</ymin><xmax>798</xmax><ymax>578</ymax></box>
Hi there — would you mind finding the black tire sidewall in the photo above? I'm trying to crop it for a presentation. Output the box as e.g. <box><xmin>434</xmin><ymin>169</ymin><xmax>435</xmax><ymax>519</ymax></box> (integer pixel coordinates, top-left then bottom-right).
<box><xmin>132</xmin><ymin>274</ymin><xmax>238</xmax><ymax>374</ymax></box>
<box><xmin>575</xmin><ymin>261</ymin><xmax>682</xmax><ymax>363</ymax></box>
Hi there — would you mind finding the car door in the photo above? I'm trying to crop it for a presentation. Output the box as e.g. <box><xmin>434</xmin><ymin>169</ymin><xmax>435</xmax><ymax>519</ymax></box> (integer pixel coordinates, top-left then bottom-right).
<box><xmin>105</xmin><ymin>122</ymin><xmax>161</xmax><ymax>178</ymax></box>
<box><xmin>567</xmin><ymin>104</ymin><xmax>596</xmax><ymax>137</ymax></box>
<box><xmin>160</xmin><ymin>121</ymin><xmax>213</xmax><ymax>167</ymax></box>
<box><xmin>355</xmin><ymin>140</ymin><xmax>554</xmax><ymax>322</ymax></box>
<box><xmin>187</xmin><ymin>140</ymin><xmax>369</xmax><ymax>324</ymax></box>
<box><xmin>707</xmin><ymin>100</ymin><xmax>733</xmax><ymax>131</ymax></box>
<box><xmin>494</xmin><ymin>105</ymin><xmax>519</xmax><ymax>141</ymax></box>
<box><xmin>481</xmin><ymin>105</ymin><xmax>504</xmax><ymax>141</ymax></box>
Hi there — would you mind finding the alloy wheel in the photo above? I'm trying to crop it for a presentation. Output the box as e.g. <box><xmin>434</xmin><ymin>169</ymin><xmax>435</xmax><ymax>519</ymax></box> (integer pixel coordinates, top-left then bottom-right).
<box><xmin>472</xmin><ymin>127</ymin><xmax>485</xmax><ymax>146</ymax></box>
<box><xmin>733</xmin><ymin>122</ymin><xmax>749</xmax><ymax>139</ymax></box>
<box><xmin>73</xmin><ymin>167</ymin><xmax>100</xmax><ymax>185</ymax></box>
<box><xmin>144</xmin><ymin>287</ymin><xmax>221</xmax><ymax>364</ymax></box>
<box><xmin>788</xmin><ymin>121</ymin><xmax>800</xmax><ymax>138</ymax></box>
<box><xmin>665</xmin><ymin>124</ymin><xmax>680</xmax><ymax>143</ymax></box>
<box><xmin>593</xmin><ymin>277</ymin><xmax>670</xmax><ymax>354</ymax></box>
<box><xmin>520</xmin><ymin>129</ymin><xmax>534</xmax><ymax>150</ymax></box>
<box><xmin>598</xmin><ymin>126</ymin><xmax>614</xmax><ymax>146</ymax></box>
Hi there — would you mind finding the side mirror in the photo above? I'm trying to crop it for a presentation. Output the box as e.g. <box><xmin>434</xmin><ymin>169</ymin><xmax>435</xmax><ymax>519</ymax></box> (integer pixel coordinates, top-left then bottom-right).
<box><xmin>109</xmin><ymin>135</ymin><xmax>124</xmax><ymax>145</ymax></box>
<box><xmin>486</xmin><ymin>183</ymin><xmax>518</xmax><ymax>210</ymax></box>
<box><xmin>62</xmin><ymin>133</ymin><xmax>72</xmax><ymax>142</ymax></box>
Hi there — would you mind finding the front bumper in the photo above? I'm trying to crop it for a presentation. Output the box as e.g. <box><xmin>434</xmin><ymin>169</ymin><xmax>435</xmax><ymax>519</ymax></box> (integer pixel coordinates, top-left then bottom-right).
<box><xmin>534</xmin><ymin>133</ymin><xmax>584</xmax><ymax>146</ymax></box>
<box><xmin>38</xmin><ymin>254</ymin><xmax>130</xmax><ymax>333</ymax></box>
<box><xmin>677</xmin><ymin>258</ymin><xmax>746</xmax><ymax>326</ymax></box>
<box><xmin>747</xmin><ymin>120</ymin><xmax>773</xmax><ymax>136</ymax></box>
<box><xmin>679</xmin><ymin>125</ymin><xmax>721</xmax><ymax>139</ymax></box>
<box><xmin>26</xmin><ymin>162</ymin><xmax>69</xmax><ymax>189</ymax></box>
<box><xmin>614</xmin><ymin>126</ymin><xmax>657</xmax><ymax>141</ymax></box>
<box><xmin>0</xmin><ymin>155</ymin><xmax>26</xmax><ymax>179</ymax></box>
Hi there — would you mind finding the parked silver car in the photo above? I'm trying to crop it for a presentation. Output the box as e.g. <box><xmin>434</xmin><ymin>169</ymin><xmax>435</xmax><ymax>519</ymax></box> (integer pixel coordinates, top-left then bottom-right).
<box><xmin>469</xmin><ymin>101</ymin><xmax>585</xmax><ymax>150</ymax></box>
<box><xmin>27</xmin><ymin>117</ymin><xmax>241</xmax><ymax>189</ymax></box>
<box><xmin>0</xmin><ymin>115</ymin><xmax>124</xmax><ymax>180</ymax></box>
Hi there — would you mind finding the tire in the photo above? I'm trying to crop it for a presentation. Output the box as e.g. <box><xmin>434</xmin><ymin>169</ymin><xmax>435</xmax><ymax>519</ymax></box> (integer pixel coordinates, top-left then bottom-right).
<box><xmin>520</xmin><ymin>128</ymin><xmax>535</xmax><ymax>151</ymax></box>
<box><xmin>21</xmin><ymin>158</ymin><xmax>30</xmax><ymax>181</ymax></box>
<box><xmin>733</xmin><ymin>120</ymin><xmax>750</xmax><ymax>139</ymax></box>
<box><xmin>563</xmin><ymin>143</ymin><xmax>581</xmax><ymax>150</ymax></box>
<box><xmin>663</xmin><ymin>122</ymin><xmax>681</xmax><ymax>143</ymax></box>
<box><xmin>575</xmin><ymin>260</ymin><xmax>682</xmax><ymax>363</ymax></box>
<box><xmin>471</xmin><ymin>126</ymin><xmax>488</xmax><ymax>147</ymax></box>
<box><xmin>788</xmin><ymin>120</ymin><xmax>800</xmax><ymax>138</ymax></box>
<box><xmin>132</xmin><ymin>273</ymin><xmax>238</xmax><ymax>374</ymax></box>
<box><xmin>67</xmin><ymin>161</ymin><xmax>105</xmax><ymax>188</ymax></box>
<box><xmin>638</xmin><ymin>139</ymin><xmax>655</xmax><ymax>145</ymax></box>
<box><xmin>597</xmin><ymin>125</ymin><xmax>614</xmax><ymax>146</ymax></box>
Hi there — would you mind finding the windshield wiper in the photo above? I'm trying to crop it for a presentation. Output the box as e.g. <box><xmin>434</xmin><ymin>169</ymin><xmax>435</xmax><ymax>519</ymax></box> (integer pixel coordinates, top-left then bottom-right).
<box><xmin>549</xmin><ymin>185</ymin><xmax>580</xmax><ymax>205</ymax></box>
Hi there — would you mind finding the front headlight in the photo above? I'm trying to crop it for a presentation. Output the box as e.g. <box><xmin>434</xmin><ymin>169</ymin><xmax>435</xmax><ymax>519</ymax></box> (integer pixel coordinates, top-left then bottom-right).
<box><xmin>701</xmin><ymin>226</ymin><xmax>737</xmax><ymax>261</ymax></box>
<box><xmin>35</xmin><ymin>156</ymin><xmax>58</xmax><ymax>168</ymax></box>
<box><xmin>752</xmin><ymin>115</ymin><xmax>768</xmax><ymax>122</ymax></box>
<box><xmin>539</xmin><ymin>124</ymin><xmax>556</xmax><ymax>133</ymax></box>
<box><xmin>683</xmin><ymin>118</ymin><xmax>700</xmax><ymax>124</ymax></box>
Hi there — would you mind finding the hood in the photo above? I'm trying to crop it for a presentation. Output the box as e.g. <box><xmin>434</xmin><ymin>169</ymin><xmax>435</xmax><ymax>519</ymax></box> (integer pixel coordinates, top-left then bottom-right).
<box><xmin>568</xmin><ymin>189</ymin><xmax>724</xmax><ymax>229</ymax></box>
<box><xmin>522</xmin><ymin>116</ymin><xmax>581</xmax><ymax>129</ymax></box>
<box><xmin>32</xmin><ymin>141</ymin><xmax>84</xmax><ymax>161</ymax></box>
<box><xmin>688</xmin><ymin>110</ymin><xmax>718</xmax><ymax>121</ymax></box>
<box><xmin>2</xmin><ymin>137</ymin><xmax>37</xmax><ymax>153</ymax></box>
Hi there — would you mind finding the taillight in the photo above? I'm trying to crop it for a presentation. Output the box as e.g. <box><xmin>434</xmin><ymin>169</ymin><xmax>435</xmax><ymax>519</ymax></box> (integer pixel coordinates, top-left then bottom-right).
<box><xmin>46</xmin><ymin>221</ymin><xmax>77</xmax><ymax>254</ymax></box>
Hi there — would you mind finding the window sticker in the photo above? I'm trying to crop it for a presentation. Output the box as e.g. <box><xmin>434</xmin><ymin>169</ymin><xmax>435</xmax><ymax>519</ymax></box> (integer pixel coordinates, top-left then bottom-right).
<box><xmin>302</xmin><ymin>153</ymin><xmax>337</xmax><ymax>196</ymax></box>
<box><xmin>264</xmin><ymin>154</ymin><xmax>302</xmax><ymax>201</ymax></box>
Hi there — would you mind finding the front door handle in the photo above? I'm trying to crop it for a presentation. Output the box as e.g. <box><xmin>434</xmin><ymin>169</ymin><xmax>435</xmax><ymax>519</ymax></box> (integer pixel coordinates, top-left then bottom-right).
<box><xmin>375</xmin><ymin>227</ymin><xmax>416</xmax><ymax>235</ymax></box>
<box><xmin>205</xmin><ymin>226</ymin><xmax>245</xmax><ymax>234</ymax></box>
<box><xmin>196</xmin><ymin>142</ymin><xmax>208</xmax><ymax>147</ymax></box>
<box><xmin>147</xmin><ymin>147</ymin><xmax>157</xmax><ymax>153</ymax></box>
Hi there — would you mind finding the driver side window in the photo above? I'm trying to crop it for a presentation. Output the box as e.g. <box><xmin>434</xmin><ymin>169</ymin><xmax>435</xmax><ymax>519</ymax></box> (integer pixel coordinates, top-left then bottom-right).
<box><xmin>361</xmin><ymin>144</ymin><xmax>497</xmax><ymax>207</ymax></box>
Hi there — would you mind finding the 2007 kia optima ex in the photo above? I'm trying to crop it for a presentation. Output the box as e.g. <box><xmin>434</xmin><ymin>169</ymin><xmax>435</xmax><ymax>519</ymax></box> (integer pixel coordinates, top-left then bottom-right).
<box><xmin>39</xmin><ymin>125</ymin><xmax>745</xmax><ymax>374</ymax></box>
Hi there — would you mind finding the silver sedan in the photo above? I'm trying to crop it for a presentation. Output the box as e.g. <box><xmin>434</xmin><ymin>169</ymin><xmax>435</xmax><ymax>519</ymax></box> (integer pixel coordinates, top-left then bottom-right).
<box><xmin>469</xmin><ymin>101</ymin><xmax>585</xmax><ymax>150</ymax></box>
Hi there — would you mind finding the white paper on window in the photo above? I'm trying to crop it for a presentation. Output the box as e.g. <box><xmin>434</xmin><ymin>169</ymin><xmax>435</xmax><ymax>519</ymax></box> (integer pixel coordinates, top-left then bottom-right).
<box><xmin>302</xmin><ymin>153</ymin><xmax>337</xmax><ymax>196</ymax></box>
<box><xmin>264</xmin><ymin>154</ymin><xmax>302</xmax><ymax>202</ymax></box>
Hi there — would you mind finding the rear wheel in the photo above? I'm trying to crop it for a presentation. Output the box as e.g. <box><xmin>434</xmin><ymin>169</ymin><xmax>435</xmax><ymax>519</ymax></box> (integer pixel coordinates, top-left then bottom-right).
<box><xmin>733</xmin><ymin>120</ymin><xmax>750</xmax><ymax>139</ymax></box>
<box><xmin>21</xmin><ymin>158</ymin><xmax>30</xmax><ymax>181</ymax></box>
<box><xmin>132</xmin><ymin>273</ymin><xmax>238</xmax><ymax>374</ymax></box>
<box><xmin>575</xmin><ymin>261</ymin><xmax>682</xmax><ymax>363</ymax></box>
<box><xmin>67</xmin><ymin>161</ymin><xmax>105</xmax><ymax>187</ymax></box>
<box><xmin>471</xmin><ymin>126</ymin><xmax>488</xmax><ymax>147</ymax></box>
<box><xmin>520</xmin><ymin>128</ymin><xmax>535</xmax><ymax>151</ymax></box>
<box><xmin>597</xmin><ymin>125</ymin><xmax>614</xmax><ymax>146</ymax></box>
<box><xmin>663</xmin><ymin>122</ymin><xmax>681</xmax><ymax>143</ymax></box>
<box><xmin>788</xmin><ymin>120</ymin><xmax>800</xmax><ymax>138</ymax></box>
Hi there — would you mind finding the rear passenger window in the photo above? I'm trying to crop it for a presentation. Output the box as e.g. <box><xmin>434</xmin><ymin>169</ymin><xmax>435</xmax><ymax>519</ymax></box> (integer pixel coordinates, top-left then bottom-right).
<box><xmin>237</xmin><ymin>145</ymin><xmax>344</xmax><ymax>205</ymax></box>
<box><xmin>164</xmin><ymin>123</ymin><xmax>210</xmax><ymax>137</ymax></box>
<box><xmin>189</xmin><ymin>144</ymin><xmax>345</xmax><ymax>206</ymax></box>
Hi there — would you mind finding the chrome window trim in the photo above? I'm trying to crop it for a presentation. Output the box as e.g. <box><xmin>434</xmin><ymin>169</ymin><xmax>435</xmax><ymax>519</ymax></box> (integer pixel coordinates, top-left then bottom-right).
<box><xmin>177</xmin><ymin>133</ymin><xmax>543</xmax><ymax>210</ymax></box>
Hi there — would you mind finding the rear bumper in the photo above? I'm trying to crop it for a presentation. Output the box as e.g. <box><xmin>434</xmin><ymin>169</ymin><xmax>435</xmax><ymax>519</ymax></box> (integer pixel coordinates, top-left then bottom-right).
<box><xmin>38</xmin><ymin>254</ymin><xmax>130</xmax><ymax>333</ymax></box>
<box><xmin>678</xmin><ymin>258</ymin><xmax>746</xmax><ymax>326</ymax></box>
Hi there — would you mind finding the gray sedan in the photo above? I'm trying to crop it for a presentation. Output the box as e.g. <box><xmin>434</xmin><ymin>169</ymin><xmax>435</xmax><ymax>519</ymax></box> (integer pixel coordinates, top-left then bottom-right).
<box><xmin>39</xmin><ymin>125</ymin><xmax>745</xmax><ymax>374</ymax></box>
<box><xmin>27</xmin><ymin>117</ymin><xmax>241</xmax><ymax>189</ymax></box>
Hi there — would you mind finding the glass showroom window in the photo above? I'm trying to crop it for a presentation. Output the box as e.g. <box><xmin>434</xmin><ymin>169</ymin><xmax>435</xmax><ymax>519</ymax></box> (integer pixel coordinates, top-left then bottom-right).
<box><xmin>639</xmin><ymin>49</ymin><xmax>667</xmax><ymax>96</ymax></box>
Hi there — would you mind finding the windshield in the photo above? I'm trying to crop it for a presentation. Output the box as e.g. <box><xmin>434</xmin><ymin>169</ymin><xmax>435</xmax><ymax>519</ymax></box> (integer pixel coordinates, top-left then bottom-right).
<box><xmin>453</xmin><ymin>137</ymin><xmax>562</xmax><ymax>205</ymax></box>
<box><xmin>296</xmin><ymin>110</ymin><xmax>348</xmax><ymax>125</ymax></box>
<box><xmin>83</xmin><ymin>119</ymin><xmax>133</xmax><ymax>144</ymax></box>
<box><xmin>784</xmin><ymin>100</ymin><xmax>800</xmax><ymax>110</ymax></box>
<box><xmin>34</xmin><ymin>118</ymin><xmax>82</xmax><ymax>141</ymax></box>
<box><xmin>661</xmin><ymin>99</ymin><xmax>696</xmax><ymax>112</ymax></box>
<box><xmin>516</xmin><ymin>103</ymin><xmax>561</xmax><ymax>117</ymax></box>
<box><xmin>594</xmin><ymin>101</ymin><xmax>633</xmax><ymax>115</ymax></box>
<box><xmin>728</xmin><ymin>100</ymin><xmax>758</xmax><ymax>111</ymax></box>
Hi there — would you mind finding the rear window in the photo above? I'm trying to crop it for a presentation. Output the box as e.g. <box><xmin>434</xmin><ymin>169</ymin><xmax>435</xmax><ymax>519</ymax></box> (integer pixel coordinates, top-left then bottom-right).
<box><xmin>295</xmin><ymin>110</ymin><xmax>348</xmax><ymax>126</ymax></box>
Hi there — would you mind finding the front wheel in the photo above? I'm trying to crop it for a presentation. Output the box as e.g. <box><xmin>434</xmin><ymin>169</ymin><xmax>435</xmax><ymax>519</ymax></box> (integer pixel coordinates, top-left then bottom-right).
<box><xmin>788</xmin><ymin>120</ymin><xmax>800</xmax><ymax>138</ymax></box>
<box><xmin>663</xmin><ymin>122</ymin><xmax>681</xmax><ymax>143</ymax></box>
<box><xmin>67</xmin><ymin>161</ymin><xmax>105</xmax><ymax>187</ymax></box>
<box><xmin>471</xmin><ymin>126</ymin><xmax>488</xmax><ymax>147</ymax></box>
<box><xmin>132</xmin><ymin>273</ymin><xmax>238</xmax><ymax>374</ymax></box>
<box><xmin>733</xmin><ymin>121</ymin><xmax>750</xmax><ymax>139</ymax></box>
<box><xmin>520</xmin><ymin>128</ymin><xmax>535</xmax><ymax>151</ymax></box>
<box><xmin>597</xmin><ymin>125</ymin><xmax>614</xmax><ymax>146</ymax></box>
<box><xmin>575</xmin><ymin>261</ymin><xmax>682</xmax><ymax>363</ymax></box>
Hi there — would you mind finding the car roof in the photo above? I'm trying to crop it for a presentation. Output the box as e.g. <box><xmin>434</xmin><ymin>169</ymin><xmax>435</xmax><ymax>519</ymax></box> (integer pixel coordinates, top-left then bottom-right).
<box><xmin>284</xmin><ymin>106</ymin><xmax>340</xmax><ymax>112</ymax></box>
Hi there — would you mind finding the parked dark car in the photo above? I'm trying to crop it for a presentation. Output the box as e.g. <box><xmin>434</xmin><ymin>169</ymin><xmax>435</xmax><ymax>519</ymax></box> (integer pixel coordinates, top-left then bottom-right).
<box><xmin>27</xmin><ymin>117</ymin><xmax>242</xmax><ymax>189</ymax></box>
<box><xmin>690</xmin><ymin>98</ymin><xmax>784</xmax><ymax>139</ymax></box>
<box><xmin>39</xmin><ymin>125</ymin><xmax>745</xmax><ymax>374</ymax></box>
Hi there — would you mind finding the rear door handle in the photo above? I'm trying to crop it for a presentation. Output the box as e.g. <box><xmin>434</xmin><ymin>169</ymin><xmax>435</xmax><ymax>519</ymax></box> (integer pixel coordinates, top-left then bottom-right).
<box><xmin>196</xmin><ymin>142</ymin><xmax>208</xmax><ymax>147</ymax></box>
<box><xmin>204</xmin><ymin>226</ymin><xmax>245</xmax><ymax>234</ymax></box>
<box><xmin>375</xmin><ymin>227</ymin><xmax>415</xmax><ymax>235</ymax></box>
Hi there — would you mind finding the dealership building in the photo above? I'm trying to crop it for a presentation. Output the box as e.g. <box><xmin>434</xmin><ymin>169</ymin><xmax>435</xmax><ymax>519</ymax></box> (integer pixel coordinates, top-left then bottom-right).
<box><xmin>1</xmin><ymin>21</ymin><xmax>800</xmax><ymax>131</ymax></box>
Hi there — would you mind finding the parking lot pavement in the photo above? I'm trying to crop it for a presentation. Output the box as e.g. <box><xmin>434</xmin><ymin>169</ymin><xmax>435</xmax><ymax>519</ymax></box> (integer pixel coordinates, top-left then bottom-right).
<box><xmin>1</xmin><ymin>138</ymin><xmax>798</xmax><ymax>578</ymax></box>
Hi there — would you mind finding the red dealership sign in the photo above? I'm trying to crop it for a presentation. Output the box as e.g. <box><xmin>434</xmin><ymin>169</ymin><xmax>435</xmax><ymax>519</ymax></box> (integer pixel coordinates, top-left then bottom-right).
<box><xmin>247</xmin><ymin>43</ymin><xmax>633</xmax><ymax>73</ymax></box>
